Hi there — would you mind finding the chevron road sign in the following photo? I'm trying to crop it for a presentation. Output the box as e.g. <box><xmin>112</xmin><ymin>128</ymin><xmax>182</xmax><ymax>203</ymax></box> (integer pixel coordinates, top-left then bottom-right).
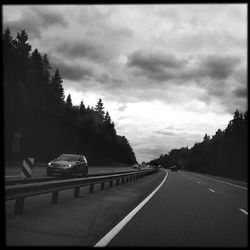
<box><xmin>21</xmin><ymin>158</ymin><xmax>34</xmax><ymax>179</ymax></box>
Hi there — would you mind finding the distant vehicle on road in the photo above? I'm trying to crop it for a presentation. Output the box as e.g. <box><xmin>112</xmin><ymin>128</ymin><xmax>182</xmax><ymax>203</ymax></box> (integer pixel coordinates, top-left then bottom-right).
<box><xmin>132</xmin><ymin>164</ymin><xmax>141</xmax><ymax>169</ymax></box>
<box><xmin>47</xmin><ymin>154</ymin><xmax>88</xmax><ymax>177</ymax></box>
<box><xmin>170</xmin><ymin>165</ymin><xmax>178</xmax><ymax>172</ymax></box>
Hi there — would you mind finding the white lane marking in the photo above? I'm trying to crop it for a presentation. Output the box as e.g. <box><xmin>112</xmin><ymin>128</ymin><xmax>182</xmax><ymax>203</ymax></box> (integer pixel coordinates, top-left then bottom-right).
<box><xmin>209</xmin><ymin>189</ymin><xmax>215</xmax><ymax>193</ymax></box>
<box><xmin>195</xmin><ymin>174</ymin><xmax>247</xmax><ymax>190</ymax></box>
<box><xmin>94</xmin><ymin>170</ymin><xmax>169</xmax><ymax>247</ymax></box>
<box><xmin>239</xmin><ymin>209</ymin><xmax>248</xmax><ymax>215</ymax></box>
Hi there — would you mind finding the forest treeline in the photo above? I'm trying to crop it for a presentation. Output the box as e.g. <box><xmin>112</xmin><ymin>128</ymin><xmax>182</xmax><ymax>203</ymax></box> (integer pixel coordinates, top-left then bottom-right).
<box><xmin>3</xmin><ymin>28</ymin><xmax>137</xmax><ymax>165</ymax></box>
<box><xmin>149</xmin><ymin>110</ymin><xmax>248</xmax><ymax>181</ymax></box>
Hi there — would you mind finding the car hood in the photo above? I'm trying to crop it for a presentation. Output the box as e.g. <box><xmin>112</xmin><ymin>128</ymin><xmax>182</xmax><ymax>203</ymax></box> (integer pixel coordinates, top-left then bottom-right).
<box><xmin>51</xmin><ymin>160</ymin><xmax>75</xmax><ymax>167</ymax></box>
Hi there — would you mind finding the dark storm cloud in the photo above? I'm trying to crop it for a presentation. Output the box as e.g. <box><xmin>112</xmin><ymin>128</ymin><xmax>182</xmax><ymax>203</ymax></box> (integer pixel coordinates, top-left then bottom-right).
<box><xmin>199</xmin><ymin>55</ymin><xmax>241</xmax><ymax>80</ymax></box>
<box><xmin>127</xmin><ymin>50</ymin><xmax>242</xmax><ymax>85</ymax></box>
<box><xmin>127</xmin><ymin>50</ymin><xmax>185</xmax><ymax>82</ymax></box>
<box><xmin>52</xmin><ymin>59</ymin><xmax>93</xmax><ymax>81</ymax></box>
<box><xmin>233</xmin><ymin>67</ymin><xmax>247</xmax><ymax>86</ymax></box>
<box><xmin>96</xmin><ymin>73</ymin><xmax>124</xmax><ymax>88</ymax></box>
<box><xmin>56</xmin><ymin>41</ymin><xmax>114</xmax><ymax>63</ymax></box>
<box><xmin>127</xmin><ymin>50</ymin><xmax>183</xmax><ymax>72</ymax></box>
<box><xmin>233</xmin><ymin>87</ymin><xmax>248</xmax><ymax>98</ymax></box>
<box><xmin>3</xmin><ymin>7</ymin><xmax>67</xmax><ymax>39</ymax></box>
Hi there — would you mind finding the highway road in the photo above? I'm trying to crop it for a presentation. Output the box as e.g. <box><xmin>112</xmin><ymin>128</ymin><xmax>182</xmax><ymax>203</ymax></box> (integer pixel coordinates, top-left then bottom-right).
<box><xmin>5</xmin><ymin>169</ymin><xmax>247</xmax><ymax>247</ymax></box>
<box><xmin>99</xmin><ymin>170</ymin><xmax>248</xmax><ymax>247</ymax></box>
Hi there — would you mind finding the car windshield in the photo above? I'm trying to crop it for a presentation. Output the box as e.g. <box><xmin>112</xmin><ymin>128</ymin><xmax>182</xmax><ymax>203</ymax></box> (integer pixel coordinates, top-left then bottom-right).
<box><xmin>55</xmin><ymin>154</ymin><xmax>78</xmax><ymax>162</ymax></box>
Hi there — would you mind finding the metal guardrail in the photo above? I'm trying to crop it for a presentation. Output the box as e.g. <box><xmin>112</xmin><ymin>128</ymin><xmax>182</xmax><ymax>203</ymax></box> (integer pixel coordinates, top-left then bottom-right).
<box><xmin>5</xmin><ymin>169</ymin><xmax>158</xmax><ymax>215</ymax></box>
<box><xmin>5</xmin><ymin>170</ymin><xmax>139</xmax><ymax>186</ymax></box>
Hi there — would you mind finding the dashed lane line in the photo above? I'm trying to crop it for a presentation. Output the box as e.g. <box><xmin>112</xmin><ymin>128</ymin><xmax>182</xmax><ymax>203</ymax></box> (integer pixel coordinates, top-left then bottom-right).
<box><xmin>209</xmin><ymin>189</ymin><xmax>215</xmax><ymax>193</ymax></box>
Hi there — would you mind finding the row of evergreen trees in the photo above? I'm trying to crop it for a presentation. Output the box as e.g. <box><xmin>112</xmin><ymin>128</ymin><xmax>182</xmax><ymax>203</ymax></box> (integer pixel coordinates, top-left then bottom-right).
<box><xmin>3</xmin><ymin>28</ymin><xmax>137</xmax><ymax>165</ymax></box>
<box><xmin>149</xmin><ymin>110</ymin><xmax>248</xmax><ymax>181</ymax></box>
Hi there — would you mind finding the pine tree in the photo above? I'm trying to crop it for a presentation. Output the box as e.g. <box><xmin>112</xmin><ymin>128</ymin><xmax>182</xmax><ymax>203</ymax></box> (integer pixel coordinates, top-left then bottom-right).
<box><xmin>3</xmin><ymin>28</ymin><xmax>12</xmax><ymax>48</ymax></box>
<box><xmin>3</xmin><ymin>28</ymin><xmax>15</xmax><ymax>83</ymax></box>
<box><xmin>50</xmin><ymin>69</ymin><xmax>65</xmax><ymax>106</ymax></box>
<box><xmin>66</xmin><ymin>94</ymin><xmax>73</xmax><ymax>108</ymax></box>
<box><xmin>42</xmin><ymin>53</ymin><xmax>51</xmax><ymax>83</ymax></box>
<box><xmin>13</xmin><ymin>30</ymin><xmax>31</xmax><ymax>83</ymax></box>
<box><xmin>28</xmin><ymin>48</ymin><xmax>45</xmax><ymax>107</ymax></box>
<box><xmin>94</xmin><ymin>98</ymin><xmax>105</xmax><ymax>122</ymax></box>
<box><xmin>104</xmin><ymin>111</ymin><xmax>111</xmax><ymax>123</ymax></box>
<box><xmin>30</xmin><ymin>49</ymin><xmax>43</xmax><ymax>78</ymax></box>
<box><xmin>104</xmin><ymin>111</ymin><xmax>116</xmax><ymax>136</ymax></box>
<box><xmin>203</xmin><ymin>133</ymin><xmax>210</xmax><ymax>143</ymax></box>
<box><xmin>13</xmin><ymin>30</ymin><xmax>32</xmax><ymax>59</ymax></box>
<box><xmin>79</xmin><ymin>100</ymin><xmax>86</xmax><ymax>113</ymax></box>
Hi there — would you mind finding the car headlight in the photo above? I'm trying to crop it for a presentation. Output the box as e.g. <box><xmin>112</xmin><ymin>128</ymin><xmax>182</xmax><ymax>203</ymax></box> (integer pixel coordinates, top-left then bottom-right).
<box><xmin>64</xmin><ymin>164</ymin><xmax>72</xmax><ymax>168</ymax></box>
<box><xmin>48</xmin><ymin>162</ymin><xmax>52</xmax><ymax>167</ymax></box>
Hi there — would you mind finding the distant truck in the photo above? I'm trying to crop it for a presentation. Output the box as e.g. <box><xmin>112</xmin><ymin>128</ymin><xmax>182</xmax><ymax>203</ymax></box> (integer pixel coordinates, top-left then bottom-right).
<box><xmin>170</xmin><ymin>165</ymin><xmax>178</xmax><ymax>172</ymax></box>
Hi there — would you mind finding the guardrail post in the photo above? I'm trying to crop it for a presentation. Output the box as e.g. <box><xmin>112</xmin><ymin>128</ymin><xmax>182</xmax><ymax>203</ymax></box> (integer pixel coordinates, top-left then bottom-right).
<box><xmin>89</xmin><ymin>184</ymin><xmax>94</xmax><ymax>193</ymax></box>
<box><xmin>14</xmin><ymin>197</ymin><xmax>24</xmax><ymax>215</ymax></box>
<box><xmin>101</xmin><ymin>182</ymin><xmax>105</xmax><ymax>191</ymax></box>
<box><xmin>51</xmin><ymin>191</ymin><xmax>59</xmax><ymax>204</ymax></box>
<box><xmin>109</xmin><ymin>180</ymin><xmax>113</xmax><ymax>187</ymax></box>
<box><xmin>74</xmin><ymin>187</ymin><xmax>80</xmax><ymax>198</ymax></box>
<box><xmin>116</xmin><ymin>179</ymin><xmax>119</xmax><ymax>186</ymax></box>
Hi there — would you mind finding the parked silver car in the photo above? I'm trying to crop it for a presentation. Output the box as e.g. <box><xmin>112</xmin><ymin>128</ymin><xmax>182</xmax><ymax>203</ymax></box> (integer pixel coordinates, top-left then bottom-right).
<box><xmin>47</xmin><ymin>154</ymin><xmax>88</xmax><ymax>177</ymax></box>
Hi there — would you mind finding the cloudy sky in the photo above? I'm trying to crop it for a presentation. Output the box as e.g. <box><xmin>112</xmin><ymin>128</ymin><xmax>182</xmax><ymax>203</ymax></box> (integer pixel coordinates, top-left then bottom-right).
<box><xmin>3</xmin><ymin>4</ymin><xmax>247</xmax><ymax>163</ymax></box>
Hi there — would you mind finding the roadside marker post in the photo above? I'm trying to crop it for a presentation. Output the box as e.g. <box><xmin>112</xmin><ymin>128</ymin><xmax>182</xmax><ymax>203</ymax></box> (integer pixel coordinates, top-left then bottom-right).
<box><xmin>21</xmin><ymin>158</ymin><xmax>35</xmax><ymax>179</ymax></box>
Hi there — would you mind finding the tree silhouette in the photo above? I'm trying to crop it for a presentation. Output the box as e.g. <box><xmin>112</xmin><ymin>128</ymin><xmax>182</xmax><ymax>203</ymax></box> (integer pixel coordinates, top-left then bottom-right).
<box><xmin>150</xmin><ymin>109</ymin><xmax>247</xmax><ymax>181</ymax></box>
<box><xmin>79</xmin><ymin>100</ymin><xmax>86</xmax><ymax>113</ymax></box>
<box><xmin>94</xmin><ymin>98</ymin><xmax>105</xmax><ymax>122</ymax></box>
<box><xmin>66</xmin><ymin>94</ymin><xmax>73</xmax><ymax>108</ymax></box>
<box><xmin>50</xmin><ymin>69</ymin><xmax>65</xmax><ymax>109</ymax></box>
<box><xmin>3</xmin><ymin>27</ymin><xmax>137</xmax><ymax>166</ymax></box>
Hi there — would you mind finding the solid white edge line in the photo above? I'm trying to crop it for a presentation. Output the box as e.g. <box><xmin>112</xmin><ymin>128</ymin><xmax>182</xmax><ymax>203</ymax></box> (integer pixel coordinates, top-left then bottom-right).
<box><xmin>195</xmin><ymin>174</ymin><xmax>247</xmax><ymax>190</ymax></box>
<box><xmin>209</xmin><ymin>189</ymin><xmax>215</xmax><ymax>193</ymax></box>
<box><xmin>239</xmin><ymin>209</ymin><xmax>248</xmax><ymax>215</ymax></box>
<box><xmin>94</xmin><ymin>169</ymin><xmax>169</xmax><ymax>247</ymax></box>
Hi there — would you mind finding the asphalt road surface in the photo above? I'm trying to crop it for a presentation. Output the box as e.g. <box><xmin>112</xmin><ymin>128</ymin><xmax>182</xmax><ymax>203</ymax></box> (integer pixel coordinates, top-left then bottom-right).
<box><xmin>5</xmin><ymin>169</ymin><xmax>247</xmax><ymax>247</ymax></box>
<box><xmin>106</xmin><ymin>170</ymin><xmax>248</xmax><ymax>247</ymax></box>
